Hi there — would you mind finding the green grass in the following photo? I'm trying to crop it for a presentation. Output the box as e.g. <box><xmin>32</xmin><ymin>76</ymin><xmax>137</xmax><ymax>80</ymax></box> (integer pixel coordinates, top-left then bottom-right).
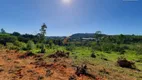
<box><xmin>5</xmin><ymin>44</ymin><xmax>142</xmax><ymax>80</ymax></box>
<box><xmin>30</xmin><ymin>45</ymin><xmax>142</xmax><ymax>72</ymax></box>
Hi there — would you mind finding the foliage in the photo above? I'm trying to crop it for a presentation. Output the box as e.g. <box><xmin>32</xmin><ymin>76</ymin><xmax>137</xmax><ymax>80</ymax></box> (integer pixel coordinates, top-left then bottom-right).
<box><xmin>0</xmin><ymin>34</ymin><xmax>17</xmax><ymax>45</ymax></box>
<box><xmin>39</xmin><ymin>23</ymin><xmax>47</xmax><ymax>43</ymax></box>
<box><xmin>6</xmin><ymin>42</ymin><xmax>17</xmax><ymax>50</ymax></box>
<box><xmin>46</xmin><ymin>39</ymin><xmax>54</xmax><ymax>48</ymax></box>
<box><xmin>27</xmin><ymin>40</ymin><xmax>35</xmax><ymax>50</ymax></box>
<box><xmin>66</xmin><ymin>44</ymin><xmax>76</xmax><ymax>52</ymax></box>
<box><xmin>0</xmin><ymin>28</ymin><xmax>6</xmax><ymax>34</ymax></box>
<box><xmin>12</xmin><ymin>32</ymin><xmax>21</xmax><ymax>36</ymax></box>
<box><xmin>14</xmin><ymin>41</ymin><xmax>27</xmax><ymax>50</ymax></box>
<box><xmin>40</xmin><ymin>44</ymin><xmax>46</xmax><ymax>53</ymax></box>
<box><xmin>36</xmin><ymin>43</ymin><xmax>42</xmax><ymax>48</ymax></box>
<box><xmin>91</xmin><ymin>42</ymin><xmax>101</xmax><ymax>51</ymax></box>
<box><xmin>39</xmin><ymin>23</ymin><xmax>47</xmax><ymax>53</ymax></box>
<box><xmin>18</xmin><ymin>34</ymin><xmax>39</xmax><ymax>43</ymax></box>
<box><xmin>101</xmin><ymin>43</ymin><xmax>114</xmax><ymax>53</ymax></box>
<box><xmin>135</xmin><ymin>45</ymin><xmax>142</xmax><ymax>55</ymax></box>
<box><xmin>94</xmin><ymin>31</ymin><xmax>102</xmax><ymax>42</ymax></box>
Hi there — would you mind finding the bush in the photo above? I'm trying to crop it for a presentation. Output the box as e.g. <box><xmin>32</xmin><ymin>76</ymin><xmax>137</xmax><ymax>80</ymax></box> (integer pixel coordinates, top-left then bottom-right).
<box><xmin>101</xmin><ymin>43</ymin><xmax>114</xmax><ymax>52</ymax></box>
<box><xmin>36</xmin><ymin>43</ymin><xmax>42</xmax><ymax>48</ymax></box>
<box><xmin>112</xmin><ymin>45</ymin><xmax>127</xmax><ymax>54</ymax></box>
<box><xmin>14</xmin><ymin>41</ymin><xmax>27</xmax><ymax>50</ymax></box>
<box><xmin>136</xmin><ymin>48</ymin><xmax>142</xmax><ymax>55</ymax></box>
<box><xmin>66</xmin><ymin>44</ymin><xmax>75</xmax><ymax>52</ymax></box>
<box><xmin>27</xmin><ymin>40</ymin><xmax>35</xmax><ymax>50</ymax></box>
<box><xmin>91</xmin><ymin>52</ymin><xmax>96</xmax><ymax>58</ymax></box>
<box><xmin>136</xmin><ymin>57</ymin><xmax>142</xmax><ymax>62</ymax></box>
<box><xmin>91</xmin><ymin>42</ymin><xmax>101</xmax><ymax>51</ymax></box>
<box><xmin>6</xmin><ymin>42</ymin><xmax>17</xmax><ymax>50</ymax></box>
<box><xmin>40</xmin><ymin>44</ymin><xmax>46</xmax><ymax>53</ymax></box>
<box><xmin>134</xmin><ymin>45</ymin><xmax>142</xmax><ymax>55</ymax></box>
<box><xmin>0</xmin><ymin>34</ymin><xmax>17</xmax><ymax>45</ymax></box>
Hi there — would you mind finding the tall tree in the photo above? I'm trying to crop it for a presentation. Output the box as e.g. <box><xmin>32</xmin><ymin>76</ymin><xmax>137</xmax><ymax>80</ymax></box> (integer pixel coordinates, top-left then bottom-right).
<box><xmin>40</xmin><ymin>23</ymin><xmax>47</xmax><ymax>43</ymax></box>
<box><xmin>94</xmin><ymin>31</ymin><xmax>102</xmax><ymax>45</ymax></box>
<box><xmin>39</xmin><ymin>23</ymin><xmax>47</xmax><ymax>53</ymax></box>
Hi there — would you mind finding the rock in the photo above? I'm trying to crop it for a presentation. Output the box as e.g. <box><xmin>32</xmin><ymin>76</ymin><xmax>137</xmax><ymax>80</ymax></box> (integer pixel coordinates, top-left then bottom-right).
<box><xmin>117</xmin><ymin>58</ymin><xmax>136</xmax><ymax>69</ymax></box>
<box><xmin>75</xmin><ymin>64</ymin><xmax>96</xmax><ymax>79</ymax></box>
<box><xmin>69</xmin><ymin>75</ymin><xmax>76</xmax><ymax>80</ymax></box>
<box><xmin>8</xmin><ymin>69</ymin><xmax>15</xmax><ymax>74</ymax></box>
<box><xmin>75</xmin><ymin>64</ymin><xmax>87</xmax><ymax>76</ymax></box>
<box><xmin>0</xmin><ymin>67</ymin><xmax>4</xmax><ymax>72</ymax></box>
<box><xmin>37</xmin><ymin>76</ymin><xmax>44</xmax><ymax>80</ymax></box>
<box><xmin>45</xmin><ymin>70</ymin><xmax>53</xmax><ymax>77</ymax></box>
<box><xmin>27</xmin><ymin>70</ymin><xmax>33</xmax><ymax>73</ymax></box>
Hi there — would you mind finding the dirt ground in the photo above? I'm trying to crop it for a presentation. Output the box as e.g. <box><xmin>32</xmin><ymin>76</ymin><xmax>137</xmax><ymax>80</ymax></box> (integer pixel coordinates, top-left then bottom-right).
<box><xmin>0</xmin><ymin>49</ymin><xmax>103</xmax><ymax>80</ymax></box>
<box><xmin>0</xmin><ymin>49</ymin><xmax>141</xmax><ymax>80</ymax></box>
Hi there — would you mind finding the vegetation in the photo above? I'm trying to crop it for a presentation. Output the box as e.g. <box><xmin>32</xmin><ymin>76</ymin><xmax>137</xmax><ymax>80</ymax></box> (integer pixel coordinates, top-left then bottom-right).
<box><xmin>27</xmin><ymin>40</ymin><xmax>35</xmax><ymax>50</ymax></box>
<box><xmin>0</xmin><ymin>26</ymin><xmax>142</xmax><ymax>80</ymax></box>
<box><xmin>39</xmin><ymin>23</ymin><xmax>47</xmax><ymax>53</ymax></box>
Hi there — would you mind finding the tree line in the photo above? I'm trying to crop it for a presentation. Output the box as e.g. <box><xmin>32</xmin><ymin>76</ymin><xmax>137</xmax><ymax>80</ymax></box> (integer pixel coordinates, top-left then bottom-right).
<box><xmin>1</xmin><ymin>26</ymin><xmax>142</xmax><ymax>54</ymax></box>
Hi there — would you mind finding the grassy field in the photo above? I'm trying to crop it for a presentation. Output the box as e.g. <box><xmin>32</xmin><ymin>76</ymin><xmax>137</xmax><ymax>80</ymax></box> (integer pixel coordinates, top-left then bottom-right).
<box><xmin>0</xmin><ymin>43</ymin><xmax>142</xmax><ymax>80</ymax></box>
<box><xmin>29</xmin><ymin>46</ymin><xmax>142</xmax><ymax>80</ymax></box>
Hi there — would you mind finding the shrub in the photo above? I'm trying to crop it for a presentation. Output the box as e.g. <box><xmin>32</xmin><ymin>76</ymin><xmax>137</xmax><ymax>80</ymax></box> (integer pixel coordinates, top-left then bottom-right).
<box><xmin>112</xmin><ymin>45</ymin><xmax>127</xmax><ymax>54</ymax></box>
<box><xmin>136</xmin><ymin>57</ymin><xmax>142</xmax><ymax>62</ymax></box>
<box><xmin>14</xmin><ymin>41</ymin><xmax>27</xmax><ymax>50</ymax></box>
<box><xmin>101</xmin><ymin>43</ymin><xmax>114</xmax><ymax>52</ymax></box>
<box><xmin>27</xmin><ymin>40</ymin><xmax>35</xmax><ymax>50</ymax></box>
<box><xmin>36</xmin><ymin>43</ymin><xmax>42</xmax><ymax>48</ymax></box>
<box><xmin>6</xmin><ymin>42</ymin><xmax>17</xmax><ymax>50</ymax></box>
<box><xmin>40</xmin><ymin>44</ymin><xmax>46</xmax><ymax>53</ymax></box>
<box><xmin>0</xmin><ymin>34</ymin><xmax>17</xmax><ymax>45</ymax></box>
<box><xmin>91</xmin><ymin>52</ymin><xmax>96</xmax><ymax>58</ymax></box>
<box><xmin>135</xmin><ymin>45</ymin><xmax>142</xmax><ymax>55</ymax></box>
<box><xmin>66</xmin><ymin>44</ymin><xmax>75</xmax><ymax>52</ymax></box>
<box><xmin>91</xmin><ymin>42</ymin><xmax>101</xmax><ymax>51</ymax></box>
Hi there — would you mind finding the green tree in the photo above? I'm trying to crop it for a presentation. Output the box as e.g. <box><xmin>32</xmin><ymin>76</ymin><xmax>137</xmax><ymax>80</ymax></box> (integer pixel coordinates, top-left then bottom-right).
<box><xmin>0</xmin><ymin>28</ymin><xmax>6</xmax><ymax>34</ymax></box>
<box><xmin>94</xmin><ymin>31</ymin><xmax>102</xmax><ymax>46</ymax></box>
<box><xmin>40</xmin><ymin>23</ymin><xmax>47</xmax><ymax>43</ymax></box>
<box><xmin>0</xmin><ymin>34</ymin><xmax>17</xmax><ymax>45</ymax></box>
<box><xmin>39</xmin><ymin>23</ymin><xmax>47</xmax><ymax>53</ymax></box>
<box><xmin>12</xmin><ymin>32</ymin><xmax>21</xmax><ymax>36</ymax></box>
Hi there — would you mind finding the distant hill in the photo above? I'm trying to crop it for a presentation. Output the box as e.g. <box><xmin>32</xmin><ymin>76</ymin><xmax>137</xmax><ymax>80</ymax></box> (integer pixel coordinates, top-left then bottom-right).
<box><xmin>46</xmin><ymin>36</ymin><xmax>66</xmax><ymax>40</ymax></box>
<box><xmin>46</xmin><ymin>33</ymin><xmax>102</xmax><ymax>40</ymax></box>
<box><xmin>70</xmin><ymin>33</ymin><xmax>95</xmax><ymax>39</ymax></box>
<box><xmin>46</xmin><ymin>33</ymin><xmax>95</xmax><ymax>40</ymax></box>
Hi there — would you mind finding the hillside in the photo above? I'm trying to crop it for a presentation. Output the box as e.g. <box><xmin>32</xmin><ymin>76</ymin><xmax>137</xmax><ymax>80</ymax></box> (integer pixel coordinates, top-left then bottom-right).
<box><xmin>0</xmin><ymin>49</ymin><xmax>142</xmax><ymax>80</ymax></box>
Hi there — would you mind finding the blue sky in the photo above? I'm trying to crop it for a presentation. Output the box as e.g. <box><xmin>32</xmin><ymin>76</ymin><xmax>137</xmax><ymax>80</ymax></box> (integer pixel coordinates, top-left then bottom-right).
<box><xmin>0</xmin><ymin>0</ymin><xmax>142</xmax><ymax>36</ymax></box>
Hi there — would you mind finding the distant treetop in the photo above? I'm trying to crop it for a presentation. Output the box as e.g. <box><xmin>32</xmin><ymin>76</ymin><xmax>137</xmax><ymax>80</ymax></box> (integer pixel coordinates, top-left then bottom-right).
<box><xmin>0</xmin><ymin>28</ymin><xmax>6</xmax><ymax>34</ymax></box>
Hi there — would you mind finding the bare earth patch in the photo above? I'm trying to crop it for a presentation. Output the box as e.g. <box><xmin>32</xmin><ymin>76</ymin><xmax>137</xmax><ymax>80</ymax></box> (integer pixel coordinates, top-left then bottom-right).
<box><xmin>0</xmin><ymin>49</ymin><xmax>141</xmax><ymax>80</ymax></box>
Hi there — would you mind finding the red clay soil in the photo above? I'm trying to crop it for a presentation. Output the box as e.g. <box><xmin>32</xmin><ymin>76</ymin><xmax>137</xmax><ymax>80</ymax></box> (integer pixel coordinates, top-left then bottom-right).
<box><xmin>0</xmin><ymin>49</ymin><xmax>103</xmax><ymax>80</ymax></box>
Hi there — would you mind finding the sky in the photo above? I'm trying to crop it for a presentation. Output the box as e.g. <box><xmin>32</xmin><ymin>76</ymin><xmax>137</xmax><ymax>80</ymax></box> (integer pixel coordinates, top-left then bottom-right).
<box><xmin>0</xmin><ymin>0</ymin><xmax>142</xmax><ymax>36</ymax></box>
